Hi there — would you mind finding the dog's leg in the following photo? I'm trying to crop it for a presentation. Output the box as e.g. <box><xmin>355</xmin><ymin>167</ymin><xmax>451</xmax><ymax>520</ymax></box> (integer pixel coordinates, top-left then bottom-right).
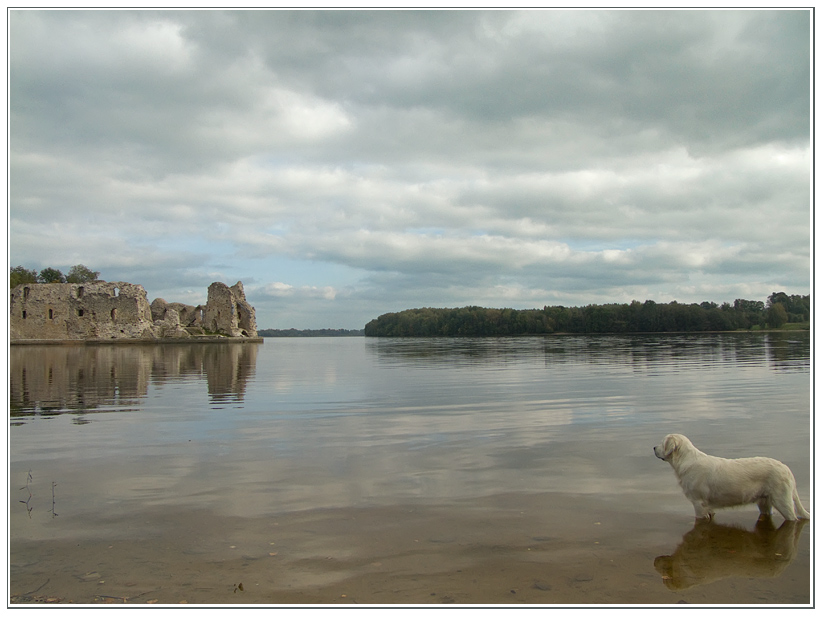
<box><xmin>757</xmin><ymin>497</ymin><xmax>772</xmax><ymax>518</ymax></box>
<box><xmin>692</xmin><ymin>502</ymin><xmax>713</xmax><ymax>520</ymax></box>
<box><xmin>772</xmin><ymin>490</ymin><xmax>799</xmax><ymax>522</ymax></box>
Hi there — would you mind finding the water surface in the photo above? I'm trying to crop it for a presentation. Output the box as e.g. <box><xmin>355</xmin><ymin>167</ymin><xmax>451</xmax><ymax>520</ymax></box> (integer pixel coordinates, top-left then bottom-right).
<box><xmin>9</xmin><ymin>333</ymin><xmax>811</xmax><ymax>604</ymax></box>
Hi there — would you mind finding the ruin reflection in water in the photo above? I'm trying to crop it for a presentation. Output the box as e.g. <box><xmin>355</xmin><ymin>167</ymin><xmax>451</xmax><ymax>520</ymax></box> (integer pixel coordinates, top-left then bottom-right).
<box><xmin>654</xmin><ymin>517</ymin><xmax>808</xmax><ymax>590</ymax></box>
<box><xmin>9</xmin><ymin>343</ymin><xmax>259</xmax><ymax>423</ymax></box>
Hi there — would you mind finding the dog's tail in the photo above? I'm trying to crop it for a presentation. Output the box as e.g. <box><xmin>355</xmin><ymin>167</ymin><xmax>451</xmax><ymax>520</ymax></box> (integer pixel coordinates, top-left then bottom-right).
<box><xmin>793</xmin><ymin>487</ymin><xmax>811</xmax><ymax>519</ymax></box>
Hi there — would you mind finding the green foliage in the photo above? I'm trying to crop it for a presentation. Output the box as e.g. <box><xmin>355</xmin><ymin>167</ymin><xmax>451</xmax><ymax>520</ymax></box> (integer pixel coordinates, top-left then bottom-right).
<box><xmin>11</xmin><ymin>264</ymin><xmax>103</xmax><ymax>288</ymax></box>
<box><xmin>767</xmin><ymin>292</ymin><xmax>810</xmax><ymax>323</ymax></box>
<box><xmin>364</xmin><ymin>306</ymin><xmax>554</xmax><ymax>337</ymax></box>
<box><xmin>766</xmin><ymin>303</ymin><xmax>789</xmax><ymax>329</ymax></box>
<box><xmin>65</xmin><ymin>264</ymin><xmax>100</xmax><ymax>283</ymax></box>
<box><xmin>364</xmin><ymin>292</ymin><xmax>810</xmax><ymax>337</ymax></box>
<box><xmin>9</xmin><ymin>266</ymin><xmax>38</xmax><ymax>288</ymax></box>
<box><xmin>37</xmin><ymin>267</ymin><xmax>65</xmax><ymax>284</ymax></box>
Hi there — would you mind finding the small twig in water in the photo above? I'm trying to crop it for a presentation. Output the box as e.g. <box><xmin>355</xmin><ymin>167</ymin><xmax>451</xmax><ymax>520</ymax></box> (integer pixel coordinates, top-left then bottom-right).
<box><xmin>49</xmin><ymin>482</ymin><xmax>57</xmax><ymax>518</ymax></box>
<box><xmin>19</xmin><ymin>470</ymin><xmax>33</xmax><ymax>518</ymax></box>
<box><xmin>95</xmin><ymin>591</ymin><xmax>160</xmax><ymax>604</ymax></box>
<box><xmin>23</xmin><ymin>579</ymin><xmax>50</xmax><ymax>595</ymax></box>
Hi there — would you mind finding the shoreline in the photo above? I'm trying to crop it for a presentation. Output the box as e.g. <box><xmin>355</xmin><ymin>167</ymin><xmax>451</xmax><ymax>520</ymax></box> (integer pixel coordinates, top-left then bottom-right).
<box><xmin>10</xmin><ymin>337</ymin><xmax>264</xmax><ymax>346</ymax></box>
<box><xmin>363</xmin><ymin>328</ymin><xmax>809</xmax><ymax>338</ymax></box>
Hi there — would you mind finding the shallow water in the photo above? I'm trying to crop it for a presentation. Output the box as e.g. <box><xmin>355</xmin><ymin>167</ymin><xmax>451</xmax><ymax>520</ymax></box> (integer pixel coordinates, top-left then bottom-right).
<box><xmin>9</xmin><ymin>333</ymin><xmax>811</xmax><ymax>605</ymax></box>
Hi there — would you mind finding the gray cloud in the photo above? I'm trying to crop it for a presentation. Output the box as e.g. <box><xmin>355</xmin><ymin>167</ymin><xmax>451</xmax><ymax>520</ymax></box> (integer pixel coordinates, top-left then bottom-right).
<box><xmin>9</xmin><ymin>9</ymin><xmax>811</xmax><ymax>329</ymax></box>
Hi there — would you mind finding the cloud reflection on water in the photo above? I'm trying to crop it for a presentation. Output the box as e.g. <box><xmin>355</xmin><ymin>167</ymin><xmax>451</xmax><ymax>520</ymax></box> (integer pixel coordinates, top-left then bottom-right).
<box><xmin>9</xmin><ymin>334</ymin><xmax>809</xmax><ymax>529</ymax></box>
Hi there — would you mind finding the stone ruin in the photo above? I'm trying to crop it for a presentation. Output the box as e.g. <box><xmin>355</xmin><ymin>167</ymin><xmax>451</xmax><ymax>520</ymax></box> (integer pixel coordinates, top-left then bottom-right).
<box><xmin>10</xmin><ymin>280</ymin><xmax>258</xmax><ymax>342</ymax></box>
<box><xmin>151</xmin><ymin>282</ymin><xmax>258</xmax><ymax>338</ymax></box>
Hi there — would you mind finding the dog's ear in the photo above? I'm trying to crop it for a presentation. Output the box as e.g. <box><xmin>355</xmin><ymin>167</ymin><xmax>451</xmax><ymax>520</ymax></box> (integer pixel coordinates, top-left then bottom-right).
<box><xmin>664</xmin><ymin>434</ymin><xmax>679</xmax><ymax>458</ymax></box>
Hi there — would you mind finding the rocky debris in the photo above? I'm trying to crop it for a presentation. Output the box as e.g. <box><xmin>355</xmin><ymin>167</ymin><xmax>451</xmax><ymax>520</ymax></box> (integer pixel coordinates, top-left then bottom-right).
<box><xmin>11</xmin><ymin>280</ymin><xmax>258</xmax><ymax>342</ymax></box>
<box><xmin>152</xmin><ymin>304</ymin><xmax>191</xmax><ymax>339</ymax></box>
<box><xmin>150</xmin><ymin>298</ymin><xmax>169</xmax><ymax>322</ymax></box>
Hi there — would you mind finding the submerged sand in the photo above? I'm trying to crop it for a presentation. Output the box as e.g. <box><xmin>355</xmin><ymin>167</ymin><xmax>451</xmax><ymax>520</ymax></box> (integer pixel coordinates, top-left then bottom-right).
<box><xmin>10</xmin><ymin>491</ymin><xmax>810</xmax><ymax>606</ymax></box>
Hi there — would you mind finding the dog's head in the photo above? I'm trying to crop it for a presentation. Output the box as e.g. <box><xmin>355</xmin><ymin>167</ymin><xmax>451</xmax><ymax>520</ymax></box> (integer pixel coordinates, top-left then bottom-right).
<box><xmin>654</xmin><ymin>433</ymin><xmax>690</xmax><ymax>462</ymax></box>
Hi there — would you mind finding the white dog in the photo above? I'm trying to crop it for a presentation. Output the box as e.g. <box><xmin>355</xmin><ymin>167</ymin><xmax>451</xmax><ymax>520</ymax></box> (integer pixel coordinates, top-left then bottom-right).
<box><xmin>654</xmin><ymin>434</ymin><xmax>810</xmax><ymax>521</ymax></box>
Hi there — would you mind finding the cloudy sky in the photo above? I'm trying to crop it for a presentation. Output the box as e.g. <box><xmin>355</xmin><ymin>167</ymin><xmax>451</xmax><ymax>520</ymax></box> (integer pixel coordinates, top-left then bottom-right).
<box><xmin>9</xmin><ymin>9</ymin><xmax>811</xmax><ymax>329</ymax></box>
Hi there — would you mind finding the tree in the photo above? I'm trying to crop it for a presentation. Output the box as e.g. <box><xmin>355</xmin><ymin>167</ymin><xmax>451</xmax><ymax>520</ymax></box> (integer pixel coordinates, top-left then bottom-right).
<box><xmin>767</xmin><ymin>292</ymin><xmax>790</xmax><ymax>308</ymax></box>
<box><xmin>364</xmin><ymin>294</ymin><xmax>810</xmax><ymax>337</ymax></box>
<box><xmin>38</xmin><ymin>267</ymin><xmax>65</xmax><ymax>283</ymax></box>
<box><xmin>766</xmin><ymin>303</ymin><xmax>788</xmax><ymax>329</ymax></box>
<box><xmin>66</xmin><ymin>264</ymin><xmax>101</xmax><ymax>283</ymax></box>
<box><xmin>768</xmin><ymin>292</ymin><xmax>810</xmax><ymax>323</ymax></box>
<box><xmin>9</xmin><ymin>266</ymin><xmax>38</xmax><ymax>288</ymax></box>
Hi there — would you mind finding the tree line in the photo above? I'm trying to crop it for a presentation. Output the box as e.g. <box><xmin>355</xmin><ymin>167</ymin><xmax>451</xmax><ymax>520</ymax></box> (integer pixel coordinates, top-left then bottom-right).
<box><xmin>10</xmin><ymin>264</ymin><xmax>101</xmax><ymax>287</ymax></box>
<box><xmin>364</xmin><ymin>293</ymin><xmax>810</xmax><ymax>337</ymax></box>
<box><xmin>259</xmin><ymin>328</ymin><xmax>365</xmax><ymax>337</ymax></box>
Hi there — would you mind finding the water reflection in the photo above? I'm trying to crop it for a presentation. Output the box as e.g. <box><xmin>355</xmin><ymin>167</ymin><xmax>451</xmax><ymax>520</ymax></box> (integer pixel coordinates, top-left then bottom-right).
<box><xmin>368</xmin><ymin>332</ymin><xmax>809</xmax><ymax>372</ymax></box>
<box><xmin>654</xmin><ymin>517</ymin><xmax>808</xmax><ymax>590</ymax></box>
<box><xmin>9</xmin><ymin>343</ymin><xmax>259</xmax><ymax>423</ymax></box>
<box><xmin>9</xmin><ymin>335</ymin><xmax>809</xmax><ymax>604</ymax></box>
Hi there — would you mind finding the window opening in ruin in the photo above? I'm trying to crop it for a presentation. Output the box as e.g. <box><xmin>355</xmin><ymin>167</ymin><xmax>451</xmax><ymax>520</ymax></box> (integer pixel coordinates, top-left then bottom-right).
<box><xmin>78</xmin><ymin>287</ymin><xmax>84</xmax><ymax>298</ymax></box>
<box><xmin>113</xmin><ymin>287</ymin><xmax>120</xmax><ymax>297</ymax></box>
<box><xmin>23</xmin><ymin>287</ymin><xmax>30</xmax><ymax>299</ymax></box>
<box><xmin>78</xmin><ymin>309</ymin><xmax>84</xmax><ymax>317</ymax></box>
<box><xmin>48</xmin><ymin>308</ymin><xmax>54</xmax><ymax>319</ymax></box>
<box><xmin>111</xmin><ymin>308</ymin><xmax>117</xmax><ymax>321</ymax></box>
<box><xmin>22</xmin><ymin>310</ymin><xmax>26</xmax><ymax>320</ymax></box>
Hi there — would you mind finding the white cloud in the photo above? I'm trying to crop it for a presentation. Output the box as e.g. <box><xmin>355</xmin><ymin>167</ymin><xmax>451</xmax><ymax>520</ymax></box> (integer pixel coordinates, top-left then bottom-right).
<box><xmin>8</xmin><ymin>9</ymin><xmax>811</xmax><ymax>329</ymax></box>
<box><xmin>257</xmin><ymin>282</ymin><xmax>337</xmax><ymax>301</ymax></box>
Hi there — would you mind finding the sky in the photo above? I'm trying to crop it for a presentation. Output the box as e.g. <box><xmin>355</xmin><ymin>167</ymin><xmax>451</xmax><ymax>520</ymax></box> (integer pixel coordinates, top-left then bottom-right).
<box><xmin>8</xmin><ymin>9</ymin><xmax>811</xmax><ymax>330</ymax></box>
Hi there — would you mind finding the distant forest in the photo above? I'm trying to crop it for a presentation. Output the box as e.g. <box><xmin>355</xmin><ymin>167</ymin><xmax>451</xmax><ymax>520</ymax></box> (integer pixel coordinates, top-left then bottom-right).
<box><xmin>259</xmin><ymin>328</ymin><xmax>365</xmax><ymax>337</ymax></box>
<box><xmin>364</xmin><ymin>292</ymin><xmax>810</xmax><ymax>337</ymax></box>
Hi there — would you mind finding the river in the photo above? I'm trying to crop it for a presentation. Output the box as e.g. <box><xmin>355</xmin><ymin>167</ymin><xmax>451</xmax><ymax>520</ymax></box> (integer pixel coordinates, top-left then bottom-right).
<box><xmin>9</xmin><ymin>333</ymin><xmax>811</xmax><ymax>605</ymax></box>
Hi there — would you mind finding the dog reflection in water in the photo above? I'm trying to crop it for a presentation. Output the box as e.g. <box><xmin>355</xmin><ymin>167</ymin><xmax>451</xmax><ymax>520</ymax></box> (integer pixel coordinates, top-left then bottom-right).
<box><xmin>654</xmin><ymin>516</ymin><xmax>808</xmax><ymax>590</ymax></box>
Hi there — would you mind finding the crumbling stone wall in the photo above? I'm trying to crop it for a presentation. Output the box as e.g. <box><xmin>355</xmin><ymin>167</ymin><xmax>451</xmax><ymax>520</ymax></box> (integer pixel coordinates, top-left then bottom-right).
<box><xmin>10</xmin><ymin>281</ymin><xmax>156</xmax><ymax>341</ymax></box>
<box><xmin>151</xmin><ymin>299</ymin><xmax>204</xmax><ymax>328</ymax></box>
<box><xmin>150</xmin><ymin>298</ymin><xmax>203</xmax><ymax>338</ymax></box>
<box><xmin>202</xmin><ymin>282</ymin><xmax>258</xmax><ymax>338</ymax></box>
<box><xmin>10</xmin><ymin>280</ymin><xmax>258</xmax><ymax>341</ymax></box>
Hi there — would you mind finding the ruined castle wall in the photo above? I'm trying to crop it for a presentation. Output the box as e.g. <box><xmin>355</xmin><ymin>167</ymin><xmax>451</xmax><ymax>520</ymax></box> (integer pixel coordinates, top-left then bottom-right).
<box><xmin>10</xmin><ymin>282</ymin><xmax>156</xmax><ymax>341</ymax></box>
<box><xmin>232</xmin><ymin>282</ymin><xmax>258</xmax><ymax>337</ymax></box>
<box><xmin>202</xmin><ymin>281</ymin><xmax>258</xmax><ymax>338</ymax></box>
<box><xmin>11</xmin><ymin>280</ymin><xmax>258</xmax><ymax>342</ymax></box>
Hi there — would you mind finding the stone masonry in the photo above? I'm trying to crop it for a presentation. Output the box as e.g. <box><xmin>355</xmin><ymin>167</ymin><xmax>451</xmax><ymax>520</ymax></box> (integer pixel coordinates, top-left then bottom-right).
<box><xmin>10</xmin><ymin>280</ymin><xmax>258</xmax><ymax>342</ymax></box>
<box><xmin>203</xmin><ymin>281</ymin><xmax>258</xmax><ymax>338</ymax></box>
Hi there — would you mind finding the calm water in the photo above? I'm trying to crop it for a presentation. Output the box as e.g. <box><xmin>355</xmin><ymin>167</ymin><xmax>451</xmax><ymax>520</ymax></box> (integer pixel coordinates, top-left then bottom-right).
<box><xmin>9</xmin><ymin>333</ymin><xmax>811</xmax><ymax>605</ymax></box>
